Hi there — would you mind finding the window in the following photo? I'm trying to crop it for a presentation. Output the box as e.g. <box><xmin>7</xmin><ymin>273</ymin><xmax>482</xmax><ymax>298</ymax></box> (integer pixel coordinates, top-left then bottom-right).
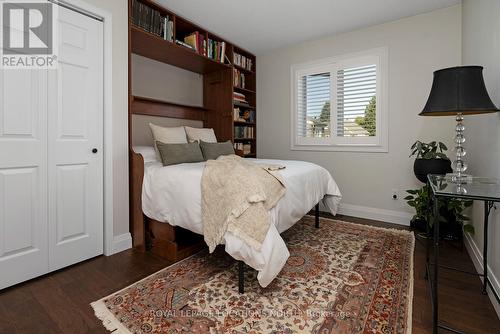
<box><xmin>291</xmin><ymin>48</ymin><xmax>388</xmax><ymax>152</ymax></box>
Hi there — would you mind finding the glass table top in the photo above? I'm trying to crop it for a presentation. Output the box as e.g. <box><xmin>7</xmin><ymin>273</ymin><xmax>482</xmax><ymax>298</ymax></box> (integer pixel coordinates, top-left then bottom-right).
<box><xmin>428</xmin><ymin>174</ymin><xmax>500</xmax><ymax>201</ymax></box>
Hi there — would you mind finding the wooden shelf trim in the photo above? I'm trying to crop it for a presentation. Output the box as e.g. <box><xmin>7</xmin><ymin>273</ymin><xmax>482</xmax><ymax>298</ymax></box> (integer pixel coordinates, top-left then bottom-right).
<box><xmin>234</xmin><ymin>121</ymin><xmax>255</xmax><ymax>126</ymax></box>
<box><xmin>234</xmin><ymin>138</ymin><xmax>256</xmax><ymax>141</ymax></box>
<box><xmin>132</xmin><ymin>96</ymin><xmax>207</xmax><ymax>121</ymax></box>
<box><xmin>131</xmin><ymin>26</ymin><xmax>232</xmax><ymax>74</ymax></box>
<box><xmin>233</xmin><ymin>102</ymin><xmax>256</xmax><ymax>109</ymax></box>
<box><xmin>233</xmin><ymin>64</ymin><xmax>255</xmax><ymax>74</ymax></box>
<box><xmin>233</xmin><ymin>86</ymin><xmax>255</xmax><ymax>94</ymax></box>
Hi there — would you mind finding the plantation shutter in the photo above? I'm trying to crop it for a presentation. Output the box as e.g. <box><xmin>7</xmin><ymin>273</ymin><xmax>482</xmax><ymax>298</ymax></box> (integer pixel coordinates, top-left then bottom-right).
<box><xmin>296</xmin><ymin>72</ymin><xmax>331</xmax><ymax>138</ymax></box>
<box><xmin>336</xmin><ymin>64</ymin><xmax>377</xmax><ymax>137</ymax></box>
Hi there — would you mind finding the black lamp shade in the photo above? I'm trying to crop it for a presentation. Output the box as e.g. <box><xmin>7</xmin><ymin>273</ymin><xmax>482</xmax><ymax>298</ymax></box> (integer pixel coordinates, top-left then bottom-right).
<box><xmin>420</xmin><ymin>66</ymin><xmax>499</xmax><ymax>116</ymax></box>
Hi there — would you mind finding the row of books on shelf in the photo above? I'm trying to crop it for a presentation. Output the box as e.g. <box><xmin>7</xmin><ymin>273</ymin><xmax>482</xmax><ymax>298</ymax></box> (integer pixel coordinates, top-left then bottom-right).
<box><xmin>233</xmin><ymin>108</ymin><xmax>255</xmax><ymax>123</ymax></box>
<box><xmin>233</xmin><ymin>69</ymin><xmax>246</xmax><ymax>89</ymax></box>
<box><xmin>176</xmin><ymin>32</ymin><xmax>227</xmax><ymax>63</ymax></box>
<box><xmin>234</xmin><ymin>143</ymin><xmax>252</xmax><ymax>155</ymax></box>
<box><xmin>179</xmin><ymin>31</ymin><xmax>205</xmax><ymax>55</ymax></box>
<box><xmin>131</xmin><ymin>0</ymin><xmax>173</xmax><ymax>42</ymax></box>
<box><xmin>234</xmin><ymin>52</ymin><xmax>253</xmax><ymax>71</ymax></box>
<box><xmin>208</xmin><ymin>39</ymin><xmax>227</xmax><ymax>62</ymax></box>
<box><xmin>234</xmin><ymin>126</ymin><xmax>254</xmax><ymax>139</ymax></box>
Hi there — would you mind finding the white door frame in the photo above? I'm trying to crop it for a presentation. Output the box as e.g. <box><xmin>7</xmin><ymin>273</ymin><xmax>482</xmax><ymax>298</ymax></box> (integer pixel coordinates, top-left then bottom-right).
<box><xmin>57</xmin><ymin>0</ymin><xmax>115</xmax><ymax>256</ymax></box>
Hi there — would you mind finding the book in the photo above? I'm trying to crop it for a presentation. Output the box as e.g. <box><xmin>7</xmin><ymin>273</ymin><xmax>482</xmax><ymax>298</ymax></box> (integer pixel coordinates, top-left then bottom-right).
<box><xmin>220</xmin><ymin>42</ymin><xmax>226</xmax><ymax>63</ymax></box>
<box><xmin>184</xmin><ymin>32</ymin><xmax>199</xmax><ymax>52</ymax></box>
<box><xmin>175</xmin><ymin>40</ymin><xmax>195</xmax><ymax>50</ymax></box>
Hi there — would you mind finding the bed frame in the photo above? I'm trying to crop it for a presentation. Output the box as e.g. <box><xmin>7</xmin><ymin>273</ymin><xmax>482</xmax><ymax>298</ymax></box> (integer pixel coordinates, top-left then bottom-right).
<box><xmin>129</xmin><ymin>96</ymin><xmax>321</xmax><ymax>293</ymax></box>
<box><xmin>131</xmin><ymin>150</ymin><xmax>320</xmax><ymax>293</ymax></box>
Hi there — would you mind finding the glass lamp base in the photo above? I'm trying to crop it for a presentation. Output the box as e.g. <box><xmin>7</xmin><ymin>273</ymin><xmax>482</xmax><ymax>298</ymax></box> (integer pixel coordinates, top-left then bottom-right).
<box><xmin>446</xmin><ymin>173</ymin><xmax>472</xmax><ymax>184</ymax></box>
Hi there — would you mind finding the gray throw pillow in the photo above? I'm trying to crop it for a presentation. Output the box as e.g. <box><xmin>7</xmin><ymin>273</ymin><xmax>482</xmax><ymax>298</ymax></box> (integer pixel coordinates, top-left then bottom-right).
<box><xmin>200</xmin><ymin>140</ymin><xmax>235</xmax><ymax>160</ymax></box>
<box><xmin>156</xmin><ymin>141</ymin><xmax>204</xmax><ymax>166</ymax></box>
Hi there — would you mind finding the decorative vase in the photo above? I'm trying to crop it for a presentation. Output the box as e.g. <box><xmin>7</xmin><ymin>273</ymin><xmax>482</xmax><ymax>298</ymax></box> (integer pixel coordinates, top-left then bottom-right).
<box><xmin>413</xmin><ymin>158</ymin><xmax>452</xmax><ymax>183</ymax></box>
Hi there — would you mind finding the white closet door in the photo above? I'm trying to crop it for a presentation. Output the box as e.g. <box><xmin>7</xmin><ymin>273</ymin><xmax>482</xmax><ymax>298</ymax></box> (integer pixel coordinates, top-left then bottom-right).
<box><xmin>47</xmin><ymin>6</ymin><xmax>104</xmax><ymax>271</ymax></box>
<box><xmin>0</xmin><ymin>68</ymin><xmax>48</xmax><ymax>290</ymax></box>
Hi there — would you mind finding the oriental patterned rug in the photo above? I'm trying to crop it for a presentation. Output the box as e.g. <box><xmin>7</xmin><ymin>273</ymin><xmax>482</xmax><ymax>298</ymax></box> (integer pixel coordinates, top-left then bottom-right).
<box><xmin>91</xmin><ymin>217</ymin><xmax>414</xmax><ymax>334</ymax></box>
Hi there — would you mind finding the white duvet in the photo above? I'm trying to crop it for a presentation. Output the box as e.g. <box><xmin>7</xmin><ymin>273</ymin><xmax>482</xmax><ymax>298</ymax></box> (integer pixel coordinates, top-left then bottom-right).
<box><xmin>141</xmin><ymin>156</ymin><xmax>342</xmax><ymax>287</ymax></box>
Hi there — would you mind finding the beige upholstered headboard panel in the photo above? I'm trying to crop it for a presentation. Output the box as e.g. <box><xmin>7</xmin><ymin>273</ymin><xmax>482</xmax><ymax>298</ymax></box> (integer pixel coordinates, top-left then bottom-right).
<box><xmin>131</xmin><ymin>114</ymin><xmax>203</xmax><ymax>146</ymax></box>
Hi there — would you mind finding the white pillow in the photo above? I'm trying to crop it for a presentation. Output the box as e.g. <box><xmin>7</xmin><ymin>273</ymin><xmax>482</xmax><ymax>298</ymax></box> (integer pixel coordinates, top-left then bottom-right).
<box><xmin>149</xmin><ymin>123</ymin><xmax>187</xmax><ymax>158</ymax></box>
<box><xmin>184</xmin><ymin>126</ymin><xmax>217</xmax><ymax>143</ymax></box>
<box><xmin>132</xmin><ymin>146</ymin><xmax>157</xmax><ymax>163</ymax></box>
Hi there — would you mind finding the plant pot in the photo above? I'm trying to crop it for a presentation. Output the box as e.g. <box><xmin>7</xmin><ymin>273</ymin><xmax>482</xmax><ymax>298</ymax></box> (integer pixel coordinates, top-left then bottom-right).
<box><xmin>410</xmin><ymin>217</ymin><xmax>427</xmax><ymax>232</ymax></box>
<box><xmin>413</xmin><ymin>158</ymin><xmax>452</xmax><ymax>183</ymax></box>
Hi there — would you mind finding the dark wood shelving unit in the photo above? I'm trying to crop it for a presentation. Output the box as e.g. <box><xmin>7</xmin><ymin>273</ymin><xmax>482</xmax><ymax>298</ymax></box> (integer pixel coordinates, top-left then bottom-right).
<box><xmin>128</xmin><ymin>0</ymin><xmax>257</xmax><ymax>254</ymax></box>
<box><xmin>129</xmin><ymin>0</ymin><xmax>256</xmax><ymax>148</ymax></box>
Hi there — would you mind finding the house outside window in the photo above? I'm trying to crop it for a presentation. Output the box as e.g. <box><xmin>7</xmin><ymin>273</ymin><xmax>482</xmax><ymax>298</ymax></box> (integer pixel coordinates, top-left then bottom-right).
<box><xmin>291</xmin><ymin>47</ymin><xmax>388</xmax><ymax>152</ymax></box>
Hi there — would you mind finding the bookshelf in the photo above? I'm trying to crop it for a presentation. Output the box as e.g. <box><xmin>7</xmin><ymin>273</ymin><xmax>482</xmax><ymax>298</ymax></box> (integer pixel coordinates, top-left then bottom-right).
<box><xmin>129</xmin><ymin>0</ymin><xmax>257</xmax><ymax>157</ymax></box>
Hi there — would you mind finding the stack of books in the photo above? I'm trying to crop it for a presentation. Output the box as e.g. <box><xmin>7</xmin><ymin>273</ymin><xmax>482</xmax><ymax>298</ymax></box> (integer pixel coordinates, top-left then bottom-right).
<box><xmin>182</xmin><ymin>32</ymin><xmax>206</xmax><ymax>55</ymax></box>
<box><xmin>233</xmin><ymin>92</ymin><xmax>248</xmax><ymax>104</ymax></box>
<box><xmin>131</xmin><ymin>0</ymin><xmax>173</xmax><ymax>42</ymax></box>
<box><xmin>233</xmin><ymin>52</ymin><xmax>253</xmax><ymax>71</ymax></box>
<box><xmin>234</xmin><ymin>126</ymin><xmax>254</xmax><ymax>139</ymax></box>
<box><xmin>233</xmin><ymin>69</ymin><xmax>246</xmax><ymax>89</ymax></box>
<box><xmin>207</xmin><ymin>39</ymin><xmax>226</xmax><ymax>63</ymax></box>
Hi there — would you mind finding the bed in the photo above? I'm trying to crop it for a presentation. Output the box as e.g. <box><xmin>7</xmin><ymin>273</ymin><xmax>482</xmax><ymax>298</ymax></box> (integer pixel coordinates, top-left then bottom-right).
<box><xmin>131</xmin><ymin>145</ymin><xmax>342</xmax><ymax>289</ymax></box>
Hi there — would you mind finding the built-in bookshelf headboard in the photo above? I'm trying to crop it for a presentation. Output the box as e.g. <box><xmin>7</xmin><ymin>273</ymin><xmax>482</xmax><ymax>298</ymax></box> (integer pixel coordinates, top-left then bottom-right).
<box><xmin>130</xmin><ymin>96</ymin><xmax>206</xmax><ymax>146</ymax></box>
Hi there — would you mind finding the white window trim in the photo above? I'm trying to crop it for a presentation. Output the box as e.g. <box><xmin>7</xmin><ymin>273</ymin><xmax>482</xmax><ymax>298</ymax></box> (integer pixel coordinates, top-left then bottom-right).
<box><xmin>290</xmin><ymin>47</ymin><xmax>389</xmax><ymax>153</ymax></box>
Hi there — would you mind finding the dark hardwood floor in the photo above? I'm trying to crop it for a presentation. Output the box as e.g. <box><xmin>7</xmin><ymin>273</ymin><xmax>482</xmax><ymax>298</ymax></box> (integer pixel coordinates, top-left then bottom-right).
<box><xmin>0</xmin><ymin>214</ymin><xmax>499</xmax><ymax>333</ymax></box>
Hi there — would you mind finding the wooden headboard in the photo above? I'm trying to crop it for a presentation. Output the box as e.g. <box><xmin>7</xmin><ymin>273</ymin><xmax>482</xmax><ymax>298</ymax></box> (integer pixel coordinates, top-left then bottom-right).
<box><xmin>129</xmin><ymin>96</ymin><xmax>208</xmax><ymax>250</ymax></box>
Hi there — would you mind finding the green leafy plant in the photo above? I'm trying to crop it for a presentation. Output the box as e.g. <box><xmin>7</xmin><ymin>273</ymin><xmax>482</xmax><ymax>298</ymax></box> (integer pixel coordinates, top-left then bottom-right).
<box><xmin>409</xmin><ymin>140</ymin><xmax>449</xmax><ymax>160</ymax></box>
<box><xmin>405</xmin><ymin>185</ymin><xmax>474</xmax><ymax>235</ymax></box>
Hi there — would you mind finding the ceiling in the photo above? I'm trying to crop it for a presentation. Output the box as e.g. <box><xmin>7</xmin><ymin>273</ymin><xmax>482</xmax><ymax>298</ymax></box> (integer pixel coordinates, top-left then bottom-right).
<box><xmin>156</xmin><ymin>0</ymin><xmax>460</xmax><ymax>55</ymax></box>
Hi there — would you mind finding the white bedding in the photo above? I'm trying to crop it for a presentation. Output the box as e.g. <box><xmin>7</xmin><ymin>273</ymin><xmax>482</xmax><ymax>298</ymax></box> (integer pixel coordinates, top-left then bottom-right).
<box><xmin>141</xmin><ymin>154</ymin><xmax>342</xmax><ymax>287</ymax></box>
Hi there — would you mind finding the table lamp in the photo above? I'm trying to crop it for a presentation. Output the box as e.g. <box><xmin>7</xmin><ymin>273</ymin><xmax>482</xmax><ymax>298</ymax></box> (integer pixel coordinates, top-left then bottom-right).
<box><xmin>420</xmin><ymin>66</ymin><xmax>499</xmax><ymax>183</ymax></box>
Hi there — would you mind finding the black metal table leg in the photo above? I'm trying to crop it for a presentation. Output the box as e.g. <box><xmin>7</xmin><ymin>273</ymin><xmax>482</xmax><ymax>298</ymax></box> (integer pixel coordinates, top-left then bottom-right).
<box><xmin>432</xmin><ymin>194</ymin><xmax>440</xmax><ymax>334</ymax></box>
<box><xmin>315</xmin><ymin>203</ymin><xmax>319</xmax><ymax>228</ymax></box>
<box><xmin>482</xmin><ymin>201</ymin><xmax>493</xmax><ymax>294</ymax></box>
<box><xmin>238</xmin><ymin>261</ymin><xmax>244</xmax><ymax>294</ymax></box>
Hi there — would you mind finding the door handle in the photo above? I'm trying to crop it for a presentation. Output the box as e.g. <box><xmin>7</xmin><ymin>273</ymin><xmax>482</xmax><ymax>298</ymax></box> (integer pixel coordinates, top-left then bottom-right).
<box><xmin>92</xmin><ymin>148</ymin><xmax>98</xmax><ymax>154</ymax></box>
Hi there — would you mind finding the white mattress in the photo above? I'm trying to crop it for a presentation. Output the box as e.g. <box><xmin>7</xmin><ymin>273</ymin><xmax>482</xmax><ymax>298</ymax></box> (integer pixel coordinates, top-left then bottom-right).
<box><xmin>141</xmin><ymin>156</ymin><xmax>342</xmax><ymax>287</ymax></box>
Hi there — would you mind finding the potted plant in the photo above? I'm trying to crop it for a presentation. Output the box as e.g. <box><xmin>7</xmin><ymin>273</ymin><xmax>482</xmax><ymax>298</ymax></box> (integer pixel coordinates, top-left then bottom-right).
<box><xmin>410</xmin><ymin>141</ymin><xmax>452</xmax><ymax>183</ymax></box>
<box><xmin>405</xmin><ymin>185</ymin><xmax>474</xmax><ymax>239</ymax></box>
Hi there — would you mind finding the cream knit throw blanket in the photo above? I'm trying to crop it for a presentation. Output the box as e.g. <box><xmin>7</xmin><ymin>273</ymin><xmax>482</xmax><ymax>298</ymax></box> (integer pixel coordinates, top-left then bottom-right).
<box><xmin>201</xmin><ymin>155</ymin><xmax>286</xmax><ymax>252</ymax></box>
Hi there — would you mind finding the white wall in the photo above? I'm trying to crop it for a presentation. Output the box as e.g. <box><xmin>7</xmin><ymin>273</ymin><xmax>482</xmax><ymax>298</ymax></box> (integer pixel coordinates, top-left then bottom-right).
<box><xmin>132</xmin><ymin>54</ymin><xmax>203</xmax><ymax>106</ymax></box>
<box><xmin>131</xmin><ymin>54</ymin><xmax>204</xmax><ymax>145</ymax></box>
<box><xmin>257</xmin><ymin>6</ymin><xmax>461</xmax><ymax>224</ymax></box>
<box><xmin>462</xmin><ymin>0</ymin><xmax>500</xmax><ymax>313</ymax></box>
<box><xmin>74</xmin><ymin>0</ymin><xmax>129</xmax><ymax>237</ymax></box>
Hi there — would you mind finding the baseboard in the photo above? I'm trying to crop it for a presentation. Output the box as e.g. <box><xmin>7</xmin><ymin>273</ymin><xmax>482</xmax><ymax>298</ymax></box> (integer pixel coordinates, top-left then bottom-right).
<box><xmin>112</xmin><ymin>233</ymin><xmax>132</xmax><ymax>255</ymax></box>
<box><xmin>464</xmin><ymin>232</ymin><xmax>500</xmax><ymax>317</ymax></box>
<box><xmin>337</xmin><ymin>203</ymin><xmax>413</xmax><ymax>226</ymax></box>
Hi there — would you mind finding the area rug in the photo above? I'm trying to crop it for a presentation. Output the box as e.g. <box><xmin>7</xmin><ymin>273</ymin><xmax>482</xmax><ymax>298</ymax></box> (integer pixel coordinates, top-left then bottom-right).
<box><xmin>91</xmin><ymin>216</ymin><xmax>414</xmax><ymax>334</ymax></box>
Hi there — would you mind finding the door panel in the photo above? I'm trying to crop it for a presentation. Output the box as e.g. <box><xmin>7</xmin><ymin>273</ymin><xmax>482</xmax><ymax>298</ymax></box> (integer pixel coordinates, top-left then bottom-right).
<box><xmin>56</xmin><ymin>164</ymin><xmax>88</xmax><ymax>244</ymax></box>
<box><xmin>48</xmin><ymin>7</ymin><xmax>103</xmax><ymax>271</ymax></box>
<box><xmin>1</xmin><ymin>168</ymin><xmax>38</xmax><ymax>255</ymax></box>
<box><xmin>0</xmin><ymin>69</ymin><xmax>48</xmax><ymax>290</ymax></box>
